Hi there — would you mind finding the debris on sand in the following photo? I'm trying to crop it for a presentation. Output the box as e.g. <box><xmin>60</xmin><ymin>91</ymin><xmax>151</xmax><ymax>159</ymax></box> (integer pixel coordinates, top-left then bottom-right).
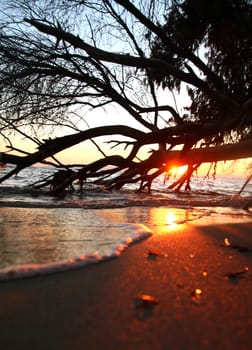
<box><xmin>226</xmin><ymin>266</ymin><xmax>249</xmax><ymax>279</ymax></box>
<box><xmin>134</xmin><ymin>294</ymin><xmax>159</xmax><ymax>308</ymax></box>
<box><xmin>224</xmin><ymin>238</ymin><xmax>251</xmax><ymax>252</ymax></box>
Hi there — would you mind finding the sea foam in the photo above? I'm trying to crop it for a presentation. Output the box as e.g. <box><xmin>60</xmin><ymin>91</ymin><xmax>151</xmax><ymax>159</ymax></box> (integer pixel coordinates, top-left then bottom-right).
<box><xmin>0</xmin><ymin>223</ymin><xmax>152</xmax><ymax>281</ymax></box>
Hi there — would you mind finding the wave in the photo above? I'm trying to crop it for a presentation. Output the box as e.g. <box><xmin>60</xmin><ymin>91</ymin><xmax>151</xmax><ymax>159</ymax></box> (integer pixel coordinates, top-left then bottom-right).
<box><xmin>1</xmin><ymin>164</ymin><xmax>252</xmax><ymax>210</ymax></box>
<box><xmin>0</xmin><ymin>223</ymin><xmax>152</xmax><ymax>281</ymax></box>
<box><xmin>1</xmin><ymin>166</ymin><xmax>251</xmax><ymax>280</ymax></box>
<box><xmin>0</xmin><ymin>192</ymin><xmax>250</xmax><ymax>209</ymax></box>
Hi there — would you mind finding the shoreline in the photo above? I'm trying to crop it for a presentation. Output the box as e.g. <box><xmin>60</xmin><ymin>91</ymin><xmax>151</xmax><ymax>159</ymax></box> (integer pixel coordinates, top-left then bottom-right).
<box><xmin>0</xmin><ymin>194</ymin><xmax>251</xmax><ymax>209</ymax></box>
<box><xmin>1</xmin><ymin>218</ymin><xmax>252</xmax><ymax>349</ymax></box>
<box><xmin>1</xmin><ymin>205</ymin><xmax>251</xmax><ymax>278</ymax></box>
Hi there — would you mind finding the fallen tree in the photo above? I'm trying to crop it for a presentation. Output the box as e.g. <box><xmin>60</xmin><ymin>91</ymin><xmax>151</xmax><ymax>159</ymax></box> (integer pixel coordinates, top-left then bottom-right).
<box><xmin>1</xmin><ymin>136</ymin><xmax>252</xmax><ymax>193</ymax></box>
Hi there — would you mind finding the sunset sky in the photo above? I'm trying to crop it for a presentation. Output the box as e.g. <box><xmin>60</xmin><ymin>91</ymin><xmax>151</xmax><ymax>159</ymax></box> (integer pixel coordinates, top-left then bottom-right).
<box><xmin>1</xmin><ymin>88</ymin><xmax>251</xmax><ymax>177</ymax></box>
<box><xmin>1</xmin><ymin>130</ymin><xmax>251</xmax><ymax>178</ymax></box>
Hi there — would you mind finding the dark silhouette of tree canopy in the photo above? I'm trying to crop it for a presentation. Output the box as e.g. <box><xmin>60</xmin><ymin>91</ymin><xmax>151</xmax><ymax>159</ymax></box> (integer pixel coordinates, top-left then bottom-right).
<box><xmin>0</xmin><ymin>0</ymin><xmax>252</xmax><ymax>193</ymax></box>
<box><xmin>151</xmin><ymin>0</ymin><xmax>252</xmax><ymax>146</ymax></box>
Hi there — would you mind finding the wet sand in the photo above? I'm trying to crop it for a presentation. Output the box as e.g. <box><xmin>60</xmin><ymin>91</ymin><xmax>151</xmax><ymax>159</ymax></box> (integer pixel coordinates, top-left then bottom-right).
<box><xmin>0</xmin><ymin>217</ymin><xmax>252</xmax><ymax>349</ymax></box>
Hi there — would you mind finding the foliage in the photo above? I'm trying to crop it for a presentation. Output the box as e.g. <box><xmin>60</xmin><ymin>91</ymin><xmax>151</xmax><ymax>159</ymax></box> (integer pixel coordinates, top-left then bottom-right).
<box><xmin>151</xmin><ymin>0</ymin><xmax>252</xmax><ymax>144</ymax></box>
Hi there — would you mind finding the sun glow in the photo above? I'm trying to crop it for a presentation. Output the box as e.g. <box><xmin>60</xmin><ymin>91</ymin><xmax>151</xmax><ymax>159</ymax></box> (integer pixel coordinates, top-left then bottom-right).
<box><xmin>168</xmin><ymin>165</ymin><xmax>188</xmax><ymax>178</ymax></box>
<box><xmin>148</xmin><ymin>207</ymin><xmax>189</xmax><ymax>234</ymax></box>
<box><xmin>165</xmin><ymin>211</ymin><xmax>178</xmax><ymax>228</ymax></box>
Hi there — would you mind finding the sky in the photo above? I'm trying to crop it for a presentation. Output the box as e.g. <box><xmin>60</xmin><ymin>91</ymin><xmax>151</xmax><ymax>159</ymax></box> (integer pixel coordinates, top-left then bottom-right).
<box><xmin>1</xmin><ymin>127</ymin><xmax>251</xmax><ymax>178</ymax></box>
<box><xmin>0</xmin><ymin>84</ymin><xmax>251</xmax><ymax>177</ymax></box>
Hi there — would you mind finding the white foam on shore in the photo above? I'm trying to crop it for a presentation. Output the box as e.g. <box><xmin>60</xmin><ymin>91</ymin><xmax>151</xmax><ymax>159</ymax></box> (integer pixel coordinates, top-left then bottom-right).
<box><xmin>0</xmin><ymin>223</ymin><xmax>152</xmax><ymax>281</ymax></box>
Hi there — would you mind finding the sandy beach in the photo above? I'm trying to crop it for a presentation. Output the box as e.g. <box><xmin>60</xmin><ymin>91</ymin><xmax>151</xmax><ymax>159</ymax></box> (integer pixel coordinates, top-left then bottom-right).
<box><xmin>0</xmin><ymin>217</ymin><xmax>252</xmax><ymax>350</ymax></box>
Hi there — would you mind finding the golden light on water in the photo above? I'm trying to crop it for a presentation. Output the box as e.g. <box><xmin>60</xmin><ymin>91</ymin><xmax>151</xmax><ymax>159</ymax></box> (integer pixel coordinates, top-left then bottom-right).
<box><xmin>147</xmin><ymin>207</ymin><xmax>189</xmax><ymax>234</ymax></box>
<box><xmin>99</xmin><ymin>207</ymin><xmax>190</xmax><ymax>235</ymax></box>
<box><xmin>165</xmin><ymin>211</ymin><xmax>178</xmax><ymax>228</ymax></box>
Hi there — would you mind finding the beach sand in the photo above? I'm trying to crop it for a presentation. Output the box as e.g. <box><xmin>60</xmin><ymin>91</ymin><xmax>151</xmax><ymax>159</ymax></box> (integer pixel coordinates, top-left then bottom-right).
<box><xmin>0</xmin><ymin>215</ymin><xmax>252</xmax><ymax>350</ymax></box>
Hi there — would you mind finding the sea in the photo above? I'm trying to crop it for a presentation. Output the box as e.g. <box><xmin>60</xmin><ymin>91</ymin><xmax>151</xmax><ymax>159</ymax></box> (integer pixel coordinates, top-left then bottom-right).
<box><xmin>0</xmin><ymin>164</ymin><xmax>252</xmax><ymax>280</ymax></box>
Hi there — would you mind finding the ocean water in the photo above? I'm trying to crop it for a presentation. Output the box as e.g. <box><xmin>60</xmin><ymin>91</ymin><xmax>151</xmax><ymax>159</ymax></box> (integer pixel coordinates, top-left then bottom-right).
<box><xmin>0</xmin><ymin>164</ymin><xmax>252</xmax><ymax>280</ymax></box>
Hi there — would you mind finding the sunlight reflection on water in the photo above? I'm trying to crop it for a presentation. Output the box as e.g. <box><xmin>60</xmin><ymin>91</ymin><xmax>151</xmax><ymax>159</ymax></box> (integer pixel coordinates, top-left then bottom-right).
<box><xmin>1</xmin><ymin>165</ymin><xmax>252</xmax><ymax>272</ymax></box>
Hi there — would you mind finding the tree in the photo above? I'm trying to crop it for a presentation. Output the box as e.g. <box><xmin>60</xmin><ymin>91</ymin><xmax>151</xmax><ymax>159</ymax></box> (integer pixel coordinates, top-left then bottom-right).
<box><xmin>0</xmin><ymin>0</ymin><xmax>252</xmax><ymax>193</ymax></box>
<box><xmin>151</xmin><ymin>0</ymin><xmax>252</xmax><ymax>145</ymax></box>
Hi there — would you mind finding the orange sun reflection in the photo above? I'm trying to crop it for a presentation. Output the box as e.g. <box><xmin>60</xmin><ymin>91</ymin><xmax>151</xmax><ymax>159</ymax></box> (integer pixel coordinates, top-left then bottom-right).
<box><xmin>98</xmin><ymin>207</ymin><xmax>190</xmax><ymax>235</ymax></box>
<box><xmin>148</xmin><ymin>207</ymin><xmax>189</xmax><ymax>234</ymax></box>
<box><xmin>165</xmin><ymin>211</ymin><xmax>178</xmax><ymax>228</ymax></box>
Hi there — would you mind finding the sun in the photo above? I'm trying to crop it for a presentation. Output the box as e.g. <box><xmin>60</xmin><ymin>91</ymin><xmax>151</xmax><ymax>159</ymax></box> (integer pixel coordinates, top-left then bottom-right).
<box><xmin>169</xmin><ymin>165</ymin><xmax>188</xmax><ymax>178</ymax></box>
